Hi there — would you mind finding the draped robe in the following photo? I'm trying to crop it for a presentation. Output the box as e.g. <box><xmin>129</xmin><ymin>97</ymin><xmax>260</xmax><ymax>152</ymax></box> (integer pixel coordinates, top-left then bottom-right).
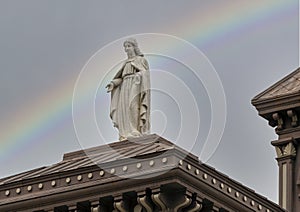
<box><xmin>109</xmin><ymin>56</ymin><xmax>150</xmax><ymax>140</ymax></box>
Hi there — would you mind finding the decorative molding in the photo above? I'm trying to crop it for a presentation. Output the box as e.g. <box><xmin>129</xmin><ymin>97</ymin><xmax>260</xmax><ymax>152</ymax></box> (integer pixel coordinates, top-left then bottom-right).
<box><xmin>0</xmin><ymin>154</ymin><xmax>282</xmax><ymax>211</ymax></box>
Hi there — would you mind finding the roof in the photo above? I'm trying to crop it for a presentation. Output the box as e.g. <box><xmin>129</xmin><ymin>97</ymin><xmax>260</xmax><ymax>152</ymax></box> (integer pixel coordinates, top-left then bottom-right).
<box><xmin>0</xmin><ymin>135</ymin><xmax>181</xmax><ymax>185</ymax></box>
<box><xmin>252</xmin><ymin>67</ymin><xmax>300</xmax><ymax>101</ymax></box>
<box><xmin>252</xmin><ymin>67</ymin><xmax>300</xmax><ymax>117</ymax></box>
<box><xmin>0</xmin><ymin>134</ymin><xmax>284</xmax><ymax>212</ymax></box>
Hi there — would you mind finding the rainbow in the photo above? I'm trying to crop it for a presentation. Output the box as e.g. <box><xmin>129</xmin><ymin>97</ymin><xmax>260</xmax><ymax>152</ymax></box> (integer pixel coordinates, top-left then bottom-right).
<box><xmin>0</xmin><ymin>80</ymin><xmax>73</xmax><ymax>160</ymax></box>
<box><xmin>179</xmin><ymin>1</ymin><xmax>297</xmax><ymax>49</ymax></box>
<box><xmin>0</xmin><ymin>1</ymin><xmax>297</xmax><ymax>164</ymax></box>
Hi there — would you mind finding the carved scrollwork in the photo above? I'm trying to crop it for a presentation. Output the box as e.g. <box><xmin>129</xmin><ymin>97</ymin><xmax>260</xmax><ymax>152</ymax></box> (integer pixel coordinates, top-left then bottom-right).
<box><xmin>110</xmin><ymin>190</ymin><xmax>202</xmax><ymax>211</ymax></box>
<box><xmin>151</xmin><ymin>193</ymin><xmax>167</xmax><ymax>211</ymax></box>
<box><xmin>91</xmin><ymin>206</ymin><xmax>99</xmax><ymax>212</ymax></box>
<box><xmin>133</xmin><ymin>204</ymin><xmax>143</xmax><ymax>212</ymax></box>
<box><xmin>174</xmin><ymin>196</ymin><xmax>191</xmax><ymax>212</ymax></box>
<box><xmin>186</xmin><ymin>202</ymin><xmax>202</xmax><ymax>212</ymax></box>
<box><xmin>149</xmin><ymin>193</ymin><xmax>202</xmax><ymax>212</ymax></box>
<box><xmin>114</xmin><ymin>201</ymin><xmax>126</xmax><ymax>212</ymax></box>
<box><xmin>137</xmin><ymin>195</ymin><xmax>152</xmax><ymax>212</ymax></box>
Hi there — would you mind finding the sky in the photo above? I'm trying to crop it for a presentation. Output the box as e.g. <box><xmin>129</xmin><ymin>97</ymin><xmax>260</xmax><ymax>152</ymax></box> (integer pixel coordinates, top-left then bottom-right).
<box><xmin>0</xmin><ymin>0</ymin><xmax>299</xmax><ymax>203</ymax></box>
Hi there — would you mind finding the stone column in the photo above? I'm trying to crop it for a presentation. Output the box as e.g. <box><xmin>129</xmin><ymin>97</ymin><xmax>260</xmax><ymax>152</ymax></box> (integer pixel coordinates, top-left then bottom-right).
<box><xmin>272</xmin><ymin>137</ymin><xmax>297</xmax><ymax>211</ymax></box>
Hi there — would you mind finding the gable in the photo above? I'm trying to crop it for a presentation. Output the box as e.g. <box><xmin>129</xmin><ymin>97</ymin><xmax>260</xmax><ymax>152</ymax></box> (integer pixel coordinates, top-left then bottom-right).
<box><xmin>253</xmin><ymin>67</ymin><xmax>300</xmax><ymax>101</ymax></box>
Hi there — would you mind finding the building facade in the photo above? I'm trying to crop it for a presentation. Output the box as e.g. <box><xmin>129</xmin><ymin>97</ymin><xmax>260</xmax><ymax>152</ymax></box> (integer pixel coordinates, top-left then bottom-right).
<box><xmin>252</xmin><ymin>67</ymin><xmax>300</xmax><ymax>212</ymax></box>
<box><xmin>0</xmin><ymin>135</ymin><xmax>284</xmax><ymax>211</ymax></box>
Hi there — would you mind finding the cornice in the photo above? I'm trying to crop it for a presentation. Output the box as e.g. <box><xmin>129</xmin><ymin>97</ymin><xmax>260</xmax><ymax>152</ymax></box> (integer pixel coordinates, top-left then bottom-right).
<box><xmin>252</xmin><ymin>92</ymin><xmax>300</xmax><ymax>117</ymax></box>
<box><xmin>0</xmin><ymin>148</ymin><xmax>284</xmax><ymax>212</ymax></box>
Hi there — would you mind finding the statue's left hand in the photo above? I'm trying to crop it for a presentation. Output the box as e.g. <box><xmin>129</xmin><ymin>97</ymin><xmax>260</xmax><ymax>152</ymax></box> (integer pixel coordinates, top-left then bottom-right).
<box><xmin>105</xmin><ymin>83</ymin><xmax>114</xmax><ymax>93</ymax></box>
<box><xmin>131</xmin><ymin>62</ymin><xmax>142</xmax><ymax>71</ymax></box>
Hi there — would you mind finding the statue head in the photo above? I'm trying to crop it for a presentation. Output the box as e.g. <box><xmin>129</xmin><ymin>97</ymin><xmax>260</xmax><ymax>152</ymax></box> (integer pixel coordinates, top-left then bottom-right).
<box><xmin>123</xmin><ymin>38</ymin><xmax>143</xmax><ymax>57</ymax></box>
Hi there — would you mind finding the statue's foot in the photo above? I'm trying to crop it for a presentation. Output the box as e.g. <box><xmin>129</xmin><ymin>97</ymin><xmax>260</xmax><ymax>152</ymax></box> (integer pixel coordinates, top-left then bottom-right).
<box><xmin>119</xmin><ymin>136</ymin><xmax>127</xmax><ymax>141</ymax></box>
<box><xmin>131</xmin><ymin>131</ymin><xmax>141</xmax><ymax>137</ymax></box>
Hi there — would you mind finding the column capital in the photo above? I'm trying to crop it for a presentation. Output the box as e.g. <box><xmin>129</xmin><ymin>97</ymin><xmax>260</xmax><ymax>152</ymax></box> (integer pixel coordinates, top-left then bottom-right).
<box><xmin>271</xmin><ymin>137</ymin><xmax>297</xmax><ymax>159</ymax></box>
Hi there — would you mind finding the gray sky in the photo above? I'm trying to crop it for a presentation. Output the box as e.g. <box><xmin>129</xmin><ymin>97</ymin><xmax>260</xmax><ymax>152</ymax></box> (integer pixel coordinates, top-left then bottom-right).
<box><xmin>0</xmin><ymin>0</ymin><xmax>299</xmax><ymax>203</ymax></box>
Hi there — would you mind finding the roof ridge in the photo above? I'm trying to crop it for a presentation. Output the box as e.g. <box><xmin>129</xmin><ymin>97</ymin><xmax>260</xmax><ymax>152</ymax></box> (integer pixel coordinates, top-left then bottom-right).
<box><xmin>62</xmin><ymin>134</ymin><xmax>166</xmax><ymax>161</ymax></box>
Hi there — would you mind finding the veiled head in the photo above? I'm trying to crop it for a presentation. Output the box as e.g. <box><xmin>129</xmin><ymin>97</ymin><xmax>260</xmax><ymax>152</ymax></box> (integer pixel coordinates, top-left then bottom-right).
<box><xmin>123</xmin><ymin>38</ymin><xmax>143</xmax><ymax>56</ymax></box>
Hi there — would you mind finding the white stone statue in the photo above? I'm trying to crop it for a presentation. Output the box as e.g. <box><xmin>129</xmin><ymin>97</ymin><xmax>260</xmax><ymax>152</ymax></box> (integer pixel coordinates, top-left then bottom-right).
<box><xmin>106</xmin><ymin>38</ymin><xmax>150</xmax><ymax>140</ymax></box>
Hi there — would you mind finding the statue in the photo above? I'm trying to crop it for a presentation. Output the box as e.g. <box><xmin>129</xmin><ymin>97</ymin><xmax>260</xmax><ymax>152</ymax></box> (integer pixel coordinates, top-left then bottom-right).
<box><xmin>106</xmin><ymin>38</ymin><xmax>150</xmax><ymax>140</ymax></box>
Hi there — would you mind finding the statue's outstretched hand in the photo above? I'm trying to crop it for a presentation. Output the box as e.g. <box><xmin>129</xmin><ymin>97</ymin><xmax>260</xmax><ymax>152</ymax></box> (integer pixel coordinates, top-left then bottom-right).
<box><xmin>106</xmin><ymin>82</ymin><xmax>114</xmax><ymax>93</ymax></box>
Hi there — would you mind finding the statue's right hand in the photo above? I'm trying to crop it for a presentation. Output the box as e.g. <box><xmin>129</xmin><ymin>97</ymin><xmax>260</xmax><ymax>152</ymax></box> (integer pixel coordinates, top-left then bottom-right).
<box><xmin>106</xmin><ymin>83</ymin><xmax>114</xmax><ymax>93</ymax></box>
